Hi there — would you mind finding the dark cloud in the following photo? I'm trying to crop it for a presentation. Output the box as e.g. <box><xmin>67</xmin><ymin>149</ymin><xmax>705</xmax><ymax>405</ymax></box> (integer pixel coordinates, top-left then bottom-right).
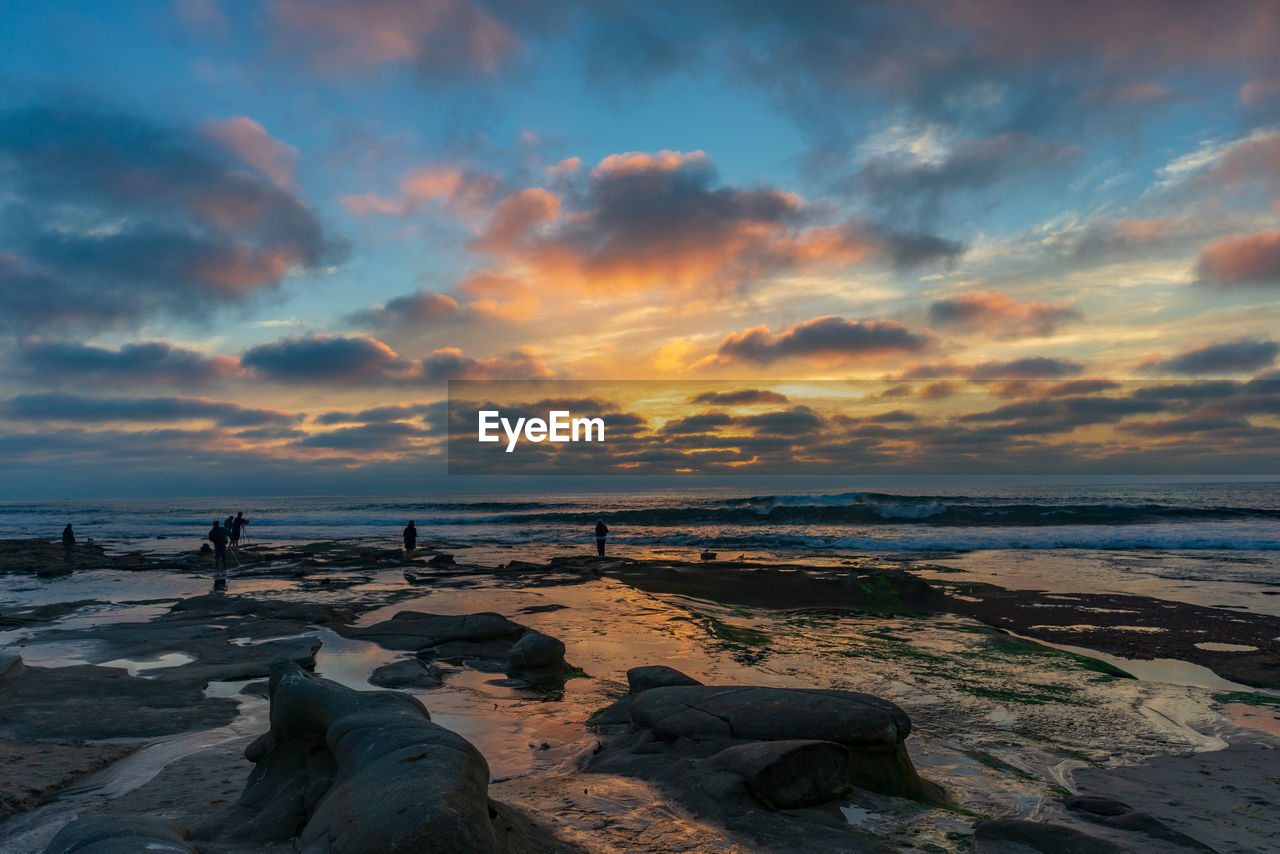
<box><xmin>738</xmin><ymin>406</ymin><xmax>823</xmax><ymax>435</ymax></box>
<box><xmin>1149</xmin><ymin>339</ymin><xmax>1280</xmax><ymax>374</ymax></box>
<box><xmin>716</xmin><ymin>316</ymin><xmax>933</xmax><ymax>365</ymax></box>
<box><xmin>659</xmin><ymin>412</ymin><xmax>733</xmax><ymax>434</ymax></box>
<box><xmin>295</xmin><ymin>421</ymin><xmax>425</xmax><ymax>450</ymax></box>
<box><xmin>969</xmin><ymin>357</ymin><xmax>1085</xmax><ymax>380</ymax></box>
<box><xmin>0</xmin><ymin>393</ymin><xmax>299</xmax><ymax>427</ymax></box>
<box><xmin>12</xmin><ymin>340</ymin><xmax>240</xmax><ymax>385</ymax></box>
<box><xmin>346</xmin><ymin>289</ymin><xmax>460</xmax><ymax>329</ymax></box>
<box><xmin>690</xmin><ymin>389</ymin><xmax>790</xmax><ymax>406</ymax></box>
<box><xmin>419</xmin><ymin>347</ymin><xmax>553</xmax><ymax>381</ymax></box>
<box><xmin>314</xmin><ymin>403</ymin><xmax>442</xmax><ymax>426</ymax></box>
<box><xmin>0</xmin><ymin>105</ymin><xmax>347</xmax><ymax>334</ymax></box>
<box><xmin>243</xmin><ymin>335</ymin><xmax>417</xmax><ymax>383</ymax></box>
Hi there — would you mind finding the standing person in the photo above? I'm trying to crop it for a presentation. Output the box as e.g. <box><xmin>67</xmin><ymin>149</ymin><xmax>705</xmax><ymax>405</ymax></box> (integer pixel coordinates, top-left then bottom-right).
<box><xmin>209</xmin><ymin>520</ymin><xmax>228</xmax><ymax>571</ymax></box>
<box><xmin>403</xmin><ymin>520</ymin><xmax>417</xmax><ymax>556</ymax></box>
<box><xmin>595</xmin><ymin>518</ymin><xmax>608</xmax><ymax>557</ymax></box>
<box><xmin>231</xmin><ymin>511</ymin><xmax>248</xmax><ymax>547</ymax></box>
<box><xmin>62</xmin><ymin>523</ymin><xmax>76</xmax><ymax>562</ymax></box>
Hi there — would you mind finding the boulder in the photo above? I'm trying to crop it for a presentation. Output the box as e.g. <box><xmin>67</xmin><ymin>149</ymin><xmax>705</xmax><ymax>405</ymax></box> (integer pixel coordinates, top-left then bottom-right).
<box><xmin>626</xmin><ymin>665</ymin><xmax>703</xmax><ymax>693</ymax></box>
<box><xmin>1065</xmin><ymin>797</ymin><xmax>1214</xmax><ymax>851</ymax></box>
<box><xmin>369</xmin><ymin>657</ymin><xmax>443</xmax><ymax>689</ymax></box>
<box><xmin>974</xmin><ymin>819</ymin><xmax>1133</xmax><ymax>853</ymax></box>
<box><xmin>506</xmin><ymin>632</ymin><xmax>572</xmax><ymax>683</ymax></box>
<box><xmin>43</xmin><ymin>815</ymin><xmax>195</xmax><ymax>853</ymax></box>
<box><xmin>338</xmin><ymin>610</ymin><xmax>582</xmax><ymax>685</ymax></box>
<box><xmin>199</xmin><ymin>660</ymin><xmax>498</xmax><ymax>853</ymax></box>
<box><xmin>631</xmin><ymin>685</ymin><xmax>910</xmax><ymax>749</ymax></box>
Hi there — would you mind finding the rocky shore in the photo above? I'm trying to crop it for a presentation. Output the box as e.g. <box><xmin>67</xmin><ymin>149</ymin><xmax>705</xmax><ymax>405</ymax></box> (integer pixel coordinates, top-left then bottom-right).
<box><xmin>2</xmin><ymin>537</ymin><xmax>1278</xmax><ymax>852</ymax></box>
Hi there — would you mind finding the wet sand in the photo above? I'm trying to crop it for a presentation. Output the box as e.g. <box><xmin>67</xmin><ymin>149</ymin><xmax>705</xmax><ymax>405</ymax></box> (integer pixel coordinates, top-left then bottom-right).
<box><xmin>2</xmin><ymin>537</ymin><xmax>1279</xmax><ymax>852</ymax></box>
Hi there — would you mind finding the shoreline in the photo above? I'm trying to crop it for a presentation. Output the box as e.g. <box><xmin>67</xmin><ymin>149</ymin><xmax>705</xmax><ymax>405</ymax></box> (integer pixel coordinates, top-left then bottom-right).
<box><xmin>3</xmin><ymin>537</ymin><xmax>1279</xmax><ymax>851</ymax></box>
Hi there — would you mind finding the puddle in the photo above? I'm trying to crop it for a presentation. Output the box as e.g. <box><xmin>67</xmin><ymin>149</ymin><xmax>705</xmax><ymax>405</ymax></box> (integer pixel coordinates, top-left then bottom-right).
<box><xmin>1194</xmin><ymin>642</ymin><xmax>1259</xmax><ymax>652</ymax></box>
<box><xmin>96</xmin><ymin>652</ymin><xmax>197</xmax><ymax>677</ymax></box>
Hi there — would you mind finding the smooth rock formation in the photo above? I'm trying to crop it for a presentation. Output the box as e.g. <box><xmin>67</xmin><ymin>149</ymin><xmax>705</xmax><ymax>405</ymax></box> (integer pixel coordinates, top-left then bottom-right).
<box><xmin>337</xmin><ymin>611</ymin><xmax>581</xmax><ymax>684</ymax></box>
<box><xmin>368</xmin><ymin>657</ymin><xmax>444</xmax><ymax>689</ymax></box>
<box><xmin>198</xmin><ymin>659</ymin><xmax>499</xmax><ymax>852</ymax></box>
<box><xmin>0</xmin><ymin>657</ymin><xmax>240</xmax><ymax>740</ymax></box>
<box><xmin>974</xmin><ymin>819</ymin><xmax>1132</xmax><ymax>853</ymax></box>
<box><xmin>626</xmin><ymin>665</ymin><xmax>703</xmax><ymax>693</ymax></box>
<box><xmin>42</xmin><ymin>815</ymin><xmax>195</xmax><ymax>853</ymax></box>
<box><xmin>1064</xmin><ymin>797</ymin><xmax>1215</xmax><ymax>851</ymax></box>
<box><xmin>586</xmin><ymin>665</ymin><xmax>938</xmax><ymax>850</ymax></box>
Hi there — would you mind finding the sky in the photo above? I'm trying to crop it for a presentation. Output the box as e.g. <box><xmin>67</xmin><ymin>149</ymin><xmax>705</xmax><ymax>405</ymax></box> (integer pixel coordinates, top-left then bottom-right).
<box><xmin>2</xmin><ymin>0</ymin><xmax>1280</xmax><ymax>496</ymax></box>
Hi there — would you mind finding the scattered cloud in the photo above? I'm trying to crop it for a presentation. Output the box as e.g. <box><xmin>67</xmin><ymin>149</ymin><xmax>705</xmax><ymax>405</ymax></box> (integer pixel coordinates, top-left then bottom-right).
<box><xmin>928</xmin><ymin>290</ymin><xmax>1080</xmax><ymax>338</ymax></box>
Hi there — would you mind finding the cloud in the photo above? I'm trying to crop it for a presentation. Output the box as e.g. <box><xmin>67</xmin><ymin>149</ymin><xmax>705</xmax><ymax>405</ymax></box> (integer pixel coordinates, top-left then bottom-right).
<box><xmin>1198</xmin><ymin>230</ymin><xmax>1280</xmax><ymax>287</ymax></box>
<box><xmin>339</xmin><ymin>165</ymin><xmax>500</xmax><ymax>217</ymax></box>
<box><xmin>715</xmin><ymin>316</ymin><xmax>934</xmax><ymax>365</ymax></box>
<box><xmin>295</xmin><ymin>421</ymin><xmax>425</xmax><ymax>450</ymax></box>
<box><xmin>12</xmin><ymin>340</ymin><xmax>241</xmax><ymax>385</ymax></box>
<box><xmin>0</xmin><ymin>105</ymin><xmax>346</xmax><ymax>334</ymax></box>
<box><xmin>690</xmin><ymin>389</ymin><xmax>790</xmax><ymax>406</ymax></box>
<box><xmin>267</xmin><ymin>0</ymin><xmax>519</xmax><ymax>77</ymax></box>
<box><xmin>347</xmin><ymin>290</ymin><xmax>461</xmax><ymax>329</ymax></box>
<box><xmin>928</xmin><ymin>290</ymin><xmax>1081</xmax><ymax>338</ymax></box>
<box><xmin>856</xmin><ymin>133</ymin><xmax>1080</xmax><ymax>220</ymax></box>
<box><xmin>659</xmin><ymin>412</ymin><xmax>734</xmax><ymax>434</ymax></box>
<box><xmin>242</xmin><ymin>334</ymin><xmax>551</xmax><ymax>383</ymax></box>
<box><xmin>968</xmin><ymin>357</ymin><xmax>1085</xmax><ymax>380</ymax></box>
<box><xmin>1148</xmin><ymin>339</ymin><xmax>1280</xmax><ymax>375</ymax></box>
<box><xmin>471</xmin><ymin>150</ymin><xmax>961</xmax><ymax>296</ymax></box>
<box><xmin>315</xmin><ymin>402</ymin><xmax>445</xmax><ymax>428</ymax></box>
<box><xmin>1</xmin><ymin>393</ymin><xmax>299</xmax><ymax>427</ymax></box>
<box><xmin>899</xmin><ymin>357</ymin><xmax>1085</xmax><ymax>380</ymax></box>
<box><xmin>243</xmin><ymin>335</ymin><xmax>419</xmax><ymax>383</ymax></box>
<box><xmin>419</xmin><ymin>346</ymin><xmax>552</xmax><ymax>380</ymax></box>
<box><xmin>202</xmin><ymin>117</ymin><xmax>299</xmax><ymax>191</ymax></box>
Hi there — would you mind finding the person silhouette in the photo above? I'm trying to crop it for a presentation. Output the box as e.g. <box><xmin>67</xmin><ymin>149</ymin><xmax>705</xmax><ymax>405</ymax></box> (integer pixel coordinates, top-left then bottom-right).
<box><xmin>403</xmin><ymin>520</ymin><xmax>417</xmax><ymax>556</ymax></box>
<box><xmin>595</xmin><ymin>518</ymin><xmax>608</xmax><ymax>557</ymax></box>
<box><xmin>209</xmin><ymin>520</ymin><xmax>228</xmax><ymax>571</ymax></box>
<box><xmin>231</xmin><ymin>511</ymin><xmax>248</xmax><ymax>547</ymax></box>
<box><xmin>62</xmin><ymin>523</ymin><xmax>76</xmax><ymax>563</ymax></box>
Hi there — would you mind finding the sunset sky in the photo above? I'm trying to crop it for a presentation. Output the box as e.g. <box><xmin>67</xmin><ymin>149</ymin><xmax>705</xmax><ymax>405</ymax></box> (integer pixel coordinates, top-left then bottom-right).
<box><xmin>2</xmin><ymin>1</ymin><xmax>1280</xmax><ymax>495</ymax></box>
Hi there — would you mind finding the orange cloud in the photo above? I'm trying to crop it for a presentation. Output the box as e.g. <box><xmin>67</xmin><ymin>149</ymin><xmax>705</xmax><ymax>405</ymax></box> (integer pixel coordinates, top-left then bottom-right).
<box><xmin>928</xmin><ymin>290</ymin><xmax>1081</xmax><ymax>338</ymax></box>
<box><xmin>340</xmin><ymin>165</ymin><xmax>500</xmax><ymax>217</ymax></box>
<box><xmin>469</xmin><ymin>150</ymin><xmax>960</xmax><ymax>296</ymax></box>
<box><xmin>458</xmin><ymin>272</ymin><xmax>540</xmax><ymax>323</ymax></box>
<box><xmin>1198</xmin><ymin>229</ymin><xmax>1280</xmax><ymax>287</ymax></box>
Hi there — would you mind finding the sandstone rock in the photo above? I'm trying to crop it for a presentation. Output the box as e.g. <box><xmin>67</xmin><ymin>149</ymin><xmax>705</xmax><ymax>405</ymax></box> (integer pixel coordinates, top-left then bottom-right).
<box><xmin>506</xmin><ymin>631</ymin><xmax>571</xmax><ymax>683</ymax></box>
<box><xmin>626</xmin><ymin>665</ymin><xmax>703</xmax><ymax>693</ymax></box>
<box><xmin>339</xmin><ymin>610</ymin><xmax>582</xmax><ymax>685</ymax></box>
<box><xmin>369</xmin><ymin>657</ymin><xmax>443</xmax><ymax>689</ymax></box>
<box><xmin>43</xmin><ymin>815</ymin><xmax>195</xmax><ymax>853</ymax></box>
<box><xmin>630</xmin><ymin>685</ymin><xmax>911</xmax><ymax>750</ymax></box>
<box><xmin>1065</xmin><ymin>797</ymin><xmax>1214</xmax><ymax>851</ymax></box>
<box><xmin>703</xmin><ymin>739</ymin><xmax>858</xmax><ymax>809</ymax></box>
<box><xmin>200</xmin><ymin>660</ymin><xmax>498</xmax><ymax>853</ymax></box>
<box><xmin>974</xmin><ymin>819</ymin><xmax>1133</xmax><ymax>853</ymax></box>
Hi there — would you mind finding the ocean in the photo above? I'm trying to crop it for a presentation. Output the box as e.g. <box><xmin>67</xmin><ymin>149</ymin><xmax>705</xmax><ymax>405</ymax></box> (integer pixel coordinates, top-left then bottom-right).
<box><xmin>2</xmin><ymin>482</ymin><xmax>1277</xmax><ymax>553</ymax></box>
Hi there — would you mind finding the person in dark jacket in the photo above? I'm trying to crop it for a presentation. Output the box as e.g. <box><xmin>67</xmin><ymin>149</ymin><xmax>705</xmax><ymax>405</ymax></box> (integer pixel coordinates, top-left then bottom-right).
<box><xmin>595</xmin><ymin>518</ymin><xmax>608</xmax><ymax>557</ymax></box>
<box><xmin>231</xmin><ymin>512</ymin><xmax>248</xmax><ymax>547</ymax></box>
<box><xmin>403</xmin><ymin>520</ymin><xmax>417</xmax><ymax>555</ymax></box>
<box><xmin>62</xmin><ymin>524</ymin><xmax>76</xmax><ymax>562</ymax></box>
<box><xmin>209</xmin><ymin>520</ymin><xmax>228</xmax><ymax>570</ymax></box>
